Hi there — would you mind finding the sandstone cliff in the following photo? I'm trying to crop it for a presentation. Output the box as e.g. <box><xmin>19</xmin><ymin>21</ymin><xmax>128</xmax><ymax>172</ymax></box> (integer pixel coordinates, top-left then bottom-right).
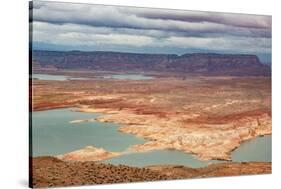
<box><xmin>32</xmin><ymin>50</ymin><xmax>271</xmax><ymax>76</ymax></box>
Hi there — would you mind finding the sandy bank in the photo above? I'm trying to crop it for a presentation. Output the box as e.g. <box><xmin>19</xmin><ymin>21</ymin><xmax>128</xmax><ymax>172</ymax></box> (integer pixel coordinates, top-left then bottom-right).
<box><xmin>56</xmin><ymin>146</ymin><xmax>120</xmax><ymax>161</ymax></box>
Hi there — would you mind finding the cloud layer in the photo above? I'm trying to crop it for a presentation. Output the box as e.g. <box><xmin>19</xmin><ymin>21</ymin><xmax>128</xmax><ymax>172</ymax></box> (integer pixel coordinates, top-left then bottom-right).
<box><xmin>30</xmin><ymin>1</ymin><xmax>272</xmax><ymax>61</ymax></box>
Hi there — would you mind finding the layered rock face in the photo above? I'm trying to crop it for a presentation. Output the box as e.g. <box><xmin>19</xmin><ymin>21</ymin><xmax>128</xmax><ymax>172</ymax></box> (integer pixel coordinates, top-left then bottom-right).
<box><xmin>32</xmin><ymin>50</ymin><xmax>271</xmax><ymax>76</ymax></box>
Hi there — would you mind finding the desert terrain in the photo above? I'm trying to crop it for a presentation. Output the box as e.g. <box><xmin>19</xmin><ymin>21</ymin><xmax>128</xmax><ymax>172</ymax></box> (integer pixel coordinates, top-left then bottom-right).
<box><xmin>31</xmin><ymin>156</ymin><xmax>271</xmax><ymax>188</ymax></box>
<box><xmin>28</xmin><ymin>0</ymin><xmax>273</xmax><ymax>185</ymax></box>
<box><xmin>30</xmin><ymin>52</ymin><xmax>272</xmax><ymax>187</ymax></box>
<box><xmin>32</xmin><ymin>71</ymin><xmax>271</xmax><ymax>161</ymax></box>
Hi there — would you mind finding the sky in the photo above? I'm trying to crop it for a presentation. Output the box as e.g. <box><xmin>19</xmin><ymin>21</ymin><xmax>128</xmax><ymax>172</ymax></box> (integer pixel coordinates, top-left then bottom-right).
<box><xmin>30</xmin><ymin>1</ymin><xmax>272</xmax><ymax>62</ymax></box>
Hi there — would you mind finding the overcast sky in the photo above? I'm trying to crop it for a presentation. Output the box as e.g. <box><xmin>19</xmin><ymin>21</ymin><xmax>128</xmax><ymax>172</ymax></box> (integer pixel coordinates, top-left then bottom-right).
<box><xmin>30</xmin><ymin>1</ymin><xmax>272</xmax><ymax>62</ymax></box>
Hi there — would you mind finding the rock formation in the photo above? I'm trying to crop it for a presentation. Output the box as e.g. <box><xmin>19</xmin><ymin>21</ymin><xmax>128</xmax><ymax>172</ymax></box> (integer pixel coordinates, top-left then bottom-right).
<box><xmin>56</xmin><ymin>146</ymin><xmax>120</xmax><ymax>161</ymax></box>
<box><xmin>32</xmin><ymin>50</ymin><xmax>271</xmax><ymax>76</ymax></box>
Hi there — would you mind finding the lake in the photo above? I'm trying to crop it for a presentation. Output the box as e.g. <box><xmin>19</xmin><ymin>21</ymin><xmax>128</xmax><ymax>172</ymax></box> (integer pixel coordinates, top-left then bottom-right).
<box><xmin>102</xmin><ymin>74</ymin><xmax>154</xmax><ymax>80</ymax></box>
<box><xmin>31</xmin><ymin>108</ymin><xmax>271</xmax><ymax>168</ymax></box>
<box><xmin>103</xmin><ymin>150</ymin><xmax>222</xmax><ymax>168</ymax></box>
<box><xmin>32</xmin><ymin>73</ymin><xmax>90</xmax><ymax>81</ymax></box>
<box><xmin>31</xmin><ymin>109</ymin><xmax>145</xmax><ymax>156</ymax></box>
<box><xmin>32</xmin><ymin>74</ymin><xmax>69</xmax><ymax>81</ymax></box>
<box><xmin>232</xmin><ymin>135</ymin><xmax>271</xmax><ymax>162</ymax></box>
<box><xmin>32</xmin><ymin>73</ymin><xmax>154</xmax><ymax>81</ymax></box>
<box><xmin>104</xmin><ymin>135</ymin><xmax>272</xmax><ymax>168</ymax></box>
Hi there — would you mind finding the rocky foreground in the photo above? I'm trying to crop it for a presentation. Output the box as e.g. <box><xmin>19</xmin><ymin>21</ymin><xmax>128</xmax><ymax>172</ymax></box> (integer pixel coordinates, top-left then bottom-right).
<box><xmin>31</xmin><ymin>156</ymin><xmax>271</xmax><ymax>188</ymax></box>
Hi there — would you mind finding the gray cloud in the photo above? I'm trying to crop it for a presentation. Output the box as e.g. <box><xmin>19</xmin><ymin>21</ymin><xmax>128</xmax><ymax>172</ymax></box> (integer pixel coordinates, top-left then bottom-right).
<box><xmin>33</xmin><ymin>21</ymin><xmax>271</xmax><ymax>54</ymax></box>
<box><xmin>30</xmin><ymin>1</ymin><xmax>271</xmax><ymax>60</ymax></box>
<box><xmin>126</xmin><ymin>8</ymin><xmax>271</xmax><ymax>29</ymax></box>
<box><xmin>31</xmin><ymin>1</ymin><xmax>271</xmax><ymax>38</ymax></box>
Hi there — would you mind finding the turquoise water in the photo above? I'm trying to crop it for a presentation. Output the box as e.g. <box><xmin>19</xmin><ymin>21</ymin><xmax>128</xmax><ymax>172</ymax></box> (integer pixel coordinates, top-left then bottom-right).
<box><xmin>32</xmin><ymin>74</ymin><xmax>89</xmax><ymax>81</ymax></box>
<box><xmin>32</xmin><ymin>74</ymin><xmax>68</xmax><ymax>81</ymax></box>
<box><xmin>32</xmin><ymin>73</ymin><xmax>154</xmax><ymax>81</ymax></box>
<box><xmin>104</xmin><ymin>150</ymin><xmax>222</xmax><ymax>168</ymax></box>
<box><xmin>104</xmin><ymin>136</ymin><xmax>272</xmax><ymax>168</ymax></box>
<box><xmin>31</xmin><ymin>108</ymin><xmax>272</xmax><ymax>167</ymax></box>
<box><xmin>103</xmin><ymin>74</ymin><xmax>154</xmax><ymax>80</ymax></box>
<box><xmin>232</xmin><ymin>135</ymin><xmax>271</xmax><ymax>162</ymax></box>
<box><xmin>31</xmin><ymin>108</ymin><xmax>145</xmax><ymax>156</ymax></box>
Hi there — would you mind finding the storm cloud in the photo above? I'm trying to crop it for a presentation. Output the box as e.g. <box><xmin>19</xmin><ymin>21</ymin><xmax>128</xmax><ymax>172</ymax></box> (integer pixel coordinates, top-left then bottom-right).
<box><xmin>30</xmin><ymin>1</ymin><xmax>272</xmax><ymax>61</ymax></box>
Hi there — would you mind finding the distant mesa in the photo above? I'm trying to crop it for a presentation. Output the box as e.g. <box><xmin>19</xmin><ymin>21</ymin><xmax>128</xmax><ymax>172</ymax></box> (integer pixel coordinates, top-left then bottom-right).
<box><xmin>32</xmin><ymin>50</ymin><xmax>271</xmax><ymax>76</ymax></box>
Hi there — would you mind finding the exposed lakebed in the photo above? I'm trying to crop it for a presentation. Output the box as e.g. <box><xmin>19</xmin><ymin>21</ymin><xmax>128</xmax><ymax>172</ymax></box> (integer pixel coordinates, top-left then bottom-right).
<box><xmin>31</xmin><ymin>108</ymin><xmax>271</xmax><ymax>168</ymax></box>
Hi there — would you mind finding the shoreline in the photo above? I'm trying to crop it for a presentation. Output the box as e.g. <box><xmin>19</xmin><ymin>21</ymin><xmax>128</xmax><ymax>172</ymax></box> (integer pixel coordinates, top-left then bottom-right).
<box><xmin>31</xmin><ymin>75</ymin><xmax>271</xmax><ymax>162</ymax></box>
<box><xmin>31</xmin><ymin>103</ymin><xmax>272</xmax><ymax>162</ymax></box>
<box><xmin>73</xmin><ymin>106</ymin><xmax>271</xmax><ymax>161</ymax></box>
